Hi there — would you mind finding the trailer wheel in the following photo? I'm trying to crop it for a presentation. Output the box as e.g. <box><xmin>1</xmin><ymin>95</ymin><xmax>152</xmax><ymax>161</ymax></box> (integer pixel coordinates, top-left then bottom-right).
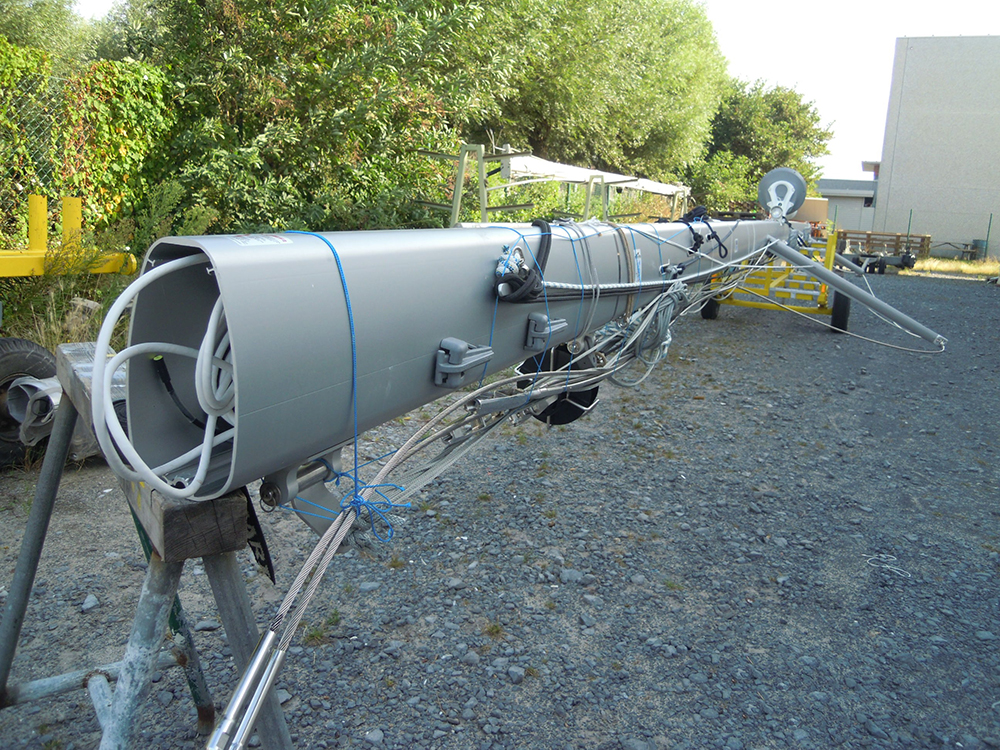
<box><xmin>517</xmin><ymin>345</ymin><xmax>599</xmax><ymax>426</ymax></box>
<box><xmin>0</xmin><ymin>338</ymin><xmax>57</xmax><ymax>469</ymax></box>
<box><xmin>830</xmin><ymin>292</ymin><xmax>850</xmax><ymax>333</ymax></box>
<box><xmin>700</xmin><ymin>298</ymin><xmax>721</xmax><ymax>320</ymax></box>
<box><xmin>877</xmin><ymin>257</ymin><xmax>887</xmax><ymax>275</ymax></box>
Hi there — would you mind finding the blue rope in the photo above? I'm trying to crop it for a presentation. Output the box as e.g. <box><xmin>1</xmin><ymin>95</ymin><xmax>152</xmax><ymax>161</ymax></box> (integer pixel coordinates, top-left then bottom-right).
<box><xmin>551</xmin><ymin>223</ymin><xmax>587</xmax><ymax>388</ymax></box>
<box><xmin>563</xmin><ymin>227</ymin><xmax>586</xmax><ymax>388</ymax></box>
<box><xmin>288</xmin><ymin>497</ymin><xmax>342</xmax><ymax>522</ymax></box>
<box><xmin>288</xmin><ymin>481</ymin><xmax>409</xmax><ymax>542</ymax></box>
<box><xmin>340</xmin><ymin>484</ymin><xmax>408</xmax><ymax>542</ymax></box>
<box><xmin>286</xmin><ymin>230</ymin><xmax>408</xmax><ymax>542</ymax></box>
<box><xmin>313</xmin><ymin>457</ymin><xmax>337</xmax><ymax>485</ymax></box>
<box><xmin>562</xmin><ymin>225</ymin><xmax>587</xmax><ymax>338</ymax></box>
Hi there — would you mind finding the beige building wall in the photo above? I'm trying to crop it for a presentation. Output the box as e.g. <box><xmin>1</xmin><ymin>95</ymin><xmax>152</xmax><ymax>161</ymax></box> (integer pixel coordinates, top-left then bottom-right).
<box><xmin>874</xmin><ymin>36</ymin><xmax>1000</xmax><ymax>256</ymax></box>
<box><xmin>827</xmin><ymin>196</ymin><xmax>875</xmax><ymax>232</ymax></box>
<box><xmin>817</xmin><ymin>180</ymin><xmax>876</xmax><ymax>232</ymax></box>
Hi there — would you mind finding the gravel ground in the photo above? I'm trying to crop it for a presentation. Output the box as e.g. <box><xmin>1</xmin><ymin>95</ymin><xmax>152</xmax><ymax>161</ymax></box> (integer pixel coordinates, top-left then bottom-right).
<box><xmin>1</xmin><ymin>271</ymin><xmax>998</xmax><ymax>750</ymax></box>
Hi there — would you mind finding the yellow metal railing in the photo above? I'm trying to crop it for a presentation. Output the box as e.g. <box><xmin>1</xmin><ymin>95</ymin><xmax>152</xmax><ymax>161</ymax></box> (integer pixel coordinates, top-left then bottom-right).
<box><xmin>718</xmin><ymin>231</ymin><xmax>838</xmax><ymax>316</ymax></box>
<box><xmin>2</xmin><ymin>195</ymin><xmax>136</xmax><ymax>277</ymax></box>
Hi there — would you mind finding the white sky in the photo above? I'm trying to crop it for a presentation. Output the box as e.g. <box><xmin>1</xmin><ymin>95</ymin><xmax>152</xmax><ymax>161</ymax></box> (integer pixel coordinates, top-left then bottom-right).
<box><xmin>75</xmin><ymin>0</ymin><xmax>115</xmax><ymax>20</ymax></box>
<box><xmin>702</xmin><ymin>0</ymin><xmax>1000</xmax><ymax>180</ymax></box>
<box><xmin>76</xmin><ymin>0</ymin><xmax>1000</xmax><ymax>182</ymax></box>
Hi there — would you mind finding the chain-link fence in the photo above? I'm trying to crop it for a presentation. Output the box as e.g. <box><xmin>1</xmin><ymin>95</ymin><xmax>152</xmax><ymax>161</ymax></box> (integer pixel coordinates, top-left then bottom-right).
<box><xmin>1</xmin><ymin>73</ymin><xmax>84</xmax><ymax>248</ymax></box>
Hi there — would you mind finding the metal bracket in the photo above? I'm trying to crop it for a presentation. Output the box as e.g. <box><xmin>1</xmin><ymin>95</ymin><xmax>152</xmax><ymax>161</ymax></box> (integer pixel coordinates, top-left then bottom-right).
<box><xmin>757</xmin><ymin>168</ymin><xmax>807</xmax><ymax>221</ymax></box>
<box><xmin>524</xmin><ymin>313</ymin><xmax>568</xmax><ymax>351</ymax></box>
<box><xmin>259</xmin><ymin>449</ymin><xmax>341</xmax><ymax>510</ymax></box>
<box><xmin>765</xmin><ymin>181</ymin><xmax>797</xmax><ymax>219</ymax></box>
<box><xmin>434</xmin><ymin>337</ymin><xmax>494</xmax><ymax>387</ymax></box>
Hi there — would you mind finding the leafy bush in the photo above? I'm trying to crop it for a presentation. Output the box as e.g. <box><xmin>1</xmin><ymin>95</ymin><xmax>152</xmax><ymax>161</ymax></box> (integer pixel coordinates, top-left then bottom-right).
<box><xmin>685</xmin><ymin>151</ymin><xmax>755</xmax><ymax>212</ymax></box>
<box><xmin>93</xmin><ymin>0</ymin><xmax>495</xmax><ymax>232</ymax></box>
<box><xmin>60</xmin><ymin>59</ymin><xmax>173</xmax><ymax>227</ymax></box>
<box><xmin>1</xmin><ymin>36</ymin><xmax>173</xmax><ymax>244</ymax></box>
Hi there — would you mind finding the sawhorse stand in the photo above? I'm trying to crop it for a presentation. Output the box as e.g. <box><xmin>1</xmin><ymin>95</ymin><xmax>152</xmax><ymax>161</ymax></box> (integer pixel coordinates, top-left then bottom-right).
<box><xmin>0</xmin><ymin>343</ymin><xmax>292</xmax><ymax>749</ymax></box>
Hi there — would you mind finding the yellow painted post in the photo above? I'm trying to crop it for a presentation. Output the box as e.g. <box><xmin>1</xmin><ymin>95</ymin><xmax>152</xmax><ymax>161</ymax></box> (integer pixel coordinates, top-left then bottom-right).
<box><xmin>62</xmin><ymin>196</ymin><xmax>83</xmax><ymax>251</ymax></box>
<box><xmin>28</xmin><ymin>194</ymin><xmax>47</xmax><ymax>252</ymax></box>
<box><xmin>816</xmin><ymin>230</ymin><xmax>838</xmax><ymax>308</ymax></box>
<box><xmin>824</xmin><ymin>231</ymin><xmax>837</xmax><ymax>270</ymax></box>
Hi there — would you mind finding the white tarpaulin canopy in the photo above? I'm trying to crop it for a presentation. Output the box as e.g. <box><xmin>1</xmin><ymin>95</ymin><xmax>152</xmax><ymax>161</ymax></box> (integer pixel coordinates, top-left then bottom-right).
<box><xmin>499</xmin><ymin>154</ymin><xmax>689</xmax><ymax>198</ymax></box>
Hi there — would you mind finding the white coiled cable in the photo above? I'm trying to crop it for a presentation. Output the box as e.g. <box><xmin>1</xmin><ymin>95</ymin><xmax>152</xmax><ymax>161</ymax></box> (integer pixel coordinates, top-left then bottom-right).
<box><xmin>92</xmin><ymin>255</ymin><xmax>237</xmax><ymax>501</ymax></box>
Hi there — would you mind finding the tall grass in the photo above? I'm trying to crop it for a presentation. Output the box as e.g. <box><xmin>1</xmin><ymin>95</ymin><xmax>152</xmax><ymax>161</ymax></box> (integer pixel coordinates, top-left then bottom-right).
<box><xmin>0</xmin><ymin>246</ymin><xmax>135</xmax><ymax>351</ymax></box>
<box><xmin>908</xmin><ymin>257</ymin><xmax>999</xmax><ymax>278</ymax></box>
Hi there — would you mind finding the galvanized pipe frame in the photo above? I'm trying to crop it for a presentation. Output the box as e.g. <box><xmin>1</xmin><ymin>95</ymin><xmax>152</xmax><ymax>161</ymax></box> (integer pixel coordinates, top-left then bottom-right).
<box><xmin>98</xmin><ymin>554</ymin><xmax>184</xmax><ymax>750</ymax></box>
<box><xmin>0</xmin><ymin>399</ymin><xmax>78</xmax><ymax>706</ymax></box>
<box><xmin>0</xmin><ymin>358</ymin><xmax>290</xmax><ymax>748</ymax></box>
<box><xmin>3</xmin><ymin>651</ymin><xmax>184</xmax><ymax>707</ymax></box>
<box><xmin>127</xmin><ymin>505</ymin><xmax>217</xmax><ymax>735</ymax></box>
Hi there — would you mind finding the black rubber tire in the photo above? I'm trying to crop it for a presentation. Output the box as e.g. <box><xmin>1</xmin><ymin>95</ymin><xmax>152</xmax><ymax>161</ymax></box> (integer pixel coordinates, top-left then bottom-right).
<box><xmin>830</xmin><ymin>291</ymin><xmax>850</xmax><ymax>333</ymax></box>
<box><xmin>877</xmin><ymin>257</ymin><xmax>887</xmax><ymax>275</ymax></box>
<box><xmin>0</xmin><ymin>337</ymin><xmax>57</xmax><ymax>469</ymax></box>
<box><xmin>700</xmin><ymin>297</ymin><xmax>721</xmax><ymax>320</ymax></box>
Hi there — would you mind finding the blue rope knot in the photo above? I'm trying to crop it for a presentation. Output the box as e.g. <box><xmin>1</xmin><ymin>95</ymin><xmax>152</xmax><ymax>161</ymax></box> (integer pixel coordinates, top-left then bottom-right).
<box><xmin>341</xmin><ymin>485</ymin><xmax>410</xmax><ymax>542</ymax></box>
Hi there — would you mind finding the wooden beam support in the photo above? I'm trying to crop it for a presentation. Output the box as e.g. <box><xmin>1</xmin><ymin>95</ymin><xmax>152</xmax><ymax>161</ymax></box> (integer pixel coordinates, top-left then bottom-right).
<box><xmin>57</xmin><ymin>343</ymin><xmax>248</xmax><ymax>562</ymax></box>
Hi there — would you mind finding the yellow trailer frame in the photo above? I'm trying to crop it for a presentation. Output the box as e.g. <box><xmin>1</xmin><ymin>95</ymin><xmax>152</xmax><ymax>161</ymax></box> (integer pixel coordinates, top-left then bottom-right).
<box><xmin>717</xmin><ymin>231</ymin><xmax>837</xmax><ymax>316</ymax></box>
<box><xmin>1</xmin><ymin>194</ymin><xmax>136</xmax><ymax>278</ymax></box>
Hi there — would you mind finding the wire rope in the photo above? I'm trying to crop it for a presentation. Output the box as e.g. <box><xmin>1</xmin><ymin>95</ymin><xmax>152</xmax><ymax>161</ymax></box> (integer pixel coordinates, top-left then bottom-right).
<box><xmin>733</xmin><ymin>285</ymin><xmax>946</xmax><ymax>353</ymax></box>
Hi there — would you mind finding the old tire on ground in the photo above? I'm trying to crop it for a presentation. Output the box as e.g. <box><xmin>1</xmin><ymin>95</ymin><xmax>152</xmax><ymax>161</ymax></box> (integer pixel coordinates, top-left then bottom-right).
<box><xmin>830</xmin><ymin>291</ymin><xmax>850</xmax><ymax>333</ymax></box>
<box><xmin>0</xmin><ymin>337</ymin><xmax>57</xmax><ymax>469</ymax></box>
<box><xmin>700</xmin><ymin>297</ymin><xmax>721</xmax><ymax>320</ymax></box>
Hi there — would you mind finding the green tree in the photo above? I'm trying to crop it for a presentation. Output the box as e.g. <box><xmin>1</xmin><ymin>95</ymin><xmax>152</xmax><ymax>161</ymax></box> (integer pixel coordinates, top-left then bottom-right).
<box><xmin>92</xmin><ymin>0</ymin><xmax>511</xmax><ymax>231</ymax></box>
<box><xmin>472</xmin><ymin>0</ymin><xmax>726</xmax><ymax>179</ymax></box>
<box><xmin>706</xmin><ymin>78</ymin><xmax>832</xmax><ymax>188</ymax></box>
<box><xmin>0</xmin><ymin>0</ymin><xmax>89</xmax><ymax>61</ymax></box>
<box><xmin>685</xmin><ymin>150</ymin><xmax>754</xmax><ymax>213</ymax></box>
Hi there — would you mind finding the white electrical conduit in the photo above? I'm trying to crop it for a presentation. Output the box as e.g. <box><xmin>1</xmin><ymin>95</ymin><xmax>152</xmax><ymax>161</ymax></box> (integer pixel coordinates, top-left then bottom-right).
<box><xmin>91</xmin><ymin>255</ymin><xmax>238</xmax><ymax>498</ymax></box>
